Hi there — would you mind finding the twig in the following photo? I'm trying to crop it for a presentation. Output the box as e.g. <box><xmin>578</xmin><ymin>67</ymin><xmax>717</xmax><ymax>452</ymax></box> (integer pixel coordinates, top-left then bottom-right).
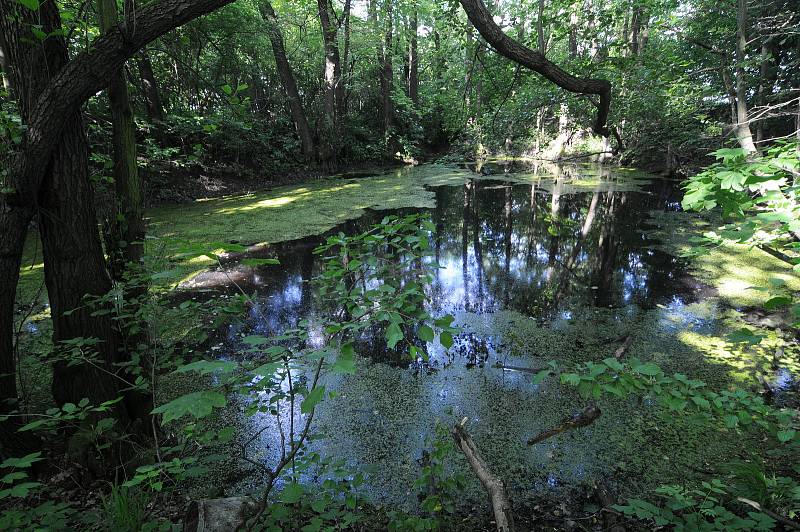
<box><xmin>527</xmin><ymin>405</ymin><xmax>601</xmax><ymax>445</ymax></box>
<box><xmin>613</xmin><ymin>335</ymin><xmax>633</xmax><ymax>359</ymax></box>
<box><xmin>737</xmin><ymin>497</ymin><xmax>800</xmax><ymax>530</ymax></box>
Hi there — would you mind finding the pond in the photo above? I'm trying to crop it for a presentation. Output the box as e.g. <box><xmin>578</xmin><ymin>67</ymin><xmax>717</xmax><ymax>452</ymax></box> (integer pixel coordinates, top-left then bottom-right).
<box><xmin>181</xmin><ymin>161</ymin><xmax>728</xmax><ymax>513</ymax></box>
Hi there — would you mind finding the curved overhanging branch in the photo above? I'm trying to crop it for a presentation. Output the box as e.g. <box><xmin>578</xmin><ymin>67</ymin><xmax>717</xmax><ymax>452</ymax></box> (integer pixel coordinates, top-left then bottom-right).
<box><xmin>459</xmin><ymin>0</ymin><xmax>612</xmax><ymax>137</ymax></box>
<box><xmin>6</xmin><ymin>0</ymin><xmax>236</xmax><ymax>204</ymax></box>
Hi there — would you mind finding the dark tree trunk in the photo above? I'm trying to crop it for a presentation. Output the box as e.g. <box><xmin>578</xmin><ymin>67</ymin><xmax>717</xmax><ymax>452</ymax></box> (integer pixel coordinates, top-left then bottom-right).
<box><xmin>0</xmin><ymin>40</ymin><xmax>11</xmax><ymax>92</ymax></box>
<box><xmin>459</xmin><ymin>0</ymin><xmax>612</xmax><ymax>136</ymax></box>
<box><xmin>260</xmin><ymin>1</ymin><xmax>316</xmax><ymax>161</ymax></box>
<box><xmin>98</xmin><ymin>0</ymin><xmax>145</xmax><ymax>277</ymax></box>
<box><xmin>137</xmin><ymin>48</ymin><xmax>165</xmax><ymax>122</ymax></box>
<box><xmin>338</xmin><ymin>0</ymin><xmax>351</xmax><ymax>118</ymax></box>
<box><xmin>0</xmin><ymin>0</ymin><xmax>237</xmax><ymax>453</ymax></box>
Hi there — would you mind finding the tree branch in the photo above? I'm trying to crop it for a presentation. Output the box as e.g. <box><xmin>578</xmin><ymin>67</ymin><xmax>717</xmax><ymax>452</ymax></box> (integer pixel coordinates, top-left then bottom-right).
<box><xmin>459</xmin><ymin>0</ymin><xmax>612</xmax><ymax>136</ymax></box>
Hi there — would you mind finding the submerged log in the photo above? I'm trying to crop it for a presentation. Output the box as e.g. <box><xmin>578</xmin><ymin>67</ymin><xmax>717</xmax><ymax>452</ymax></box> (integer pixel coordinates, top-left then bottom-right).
<box><xmin>527</xmin><ymin>405</ymin><xmax>602</xmax><ymax>445</ymax></box>
<box><xmin>184</xmin><ymin>496</ymin><xmax>258</xmax><ymax>532</ymax></box>
<box><xmin>452</xmin><ymin>418</ymin><xmax>515</xmax><ymax>532</ymax></box>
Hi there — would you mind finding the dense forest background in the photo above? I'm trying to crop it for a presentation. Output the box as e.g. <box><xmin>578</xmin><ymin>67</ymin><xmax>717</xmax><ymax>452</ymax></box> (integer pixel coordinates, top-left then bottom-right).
<box><xmin>1</xmin><ymin>0</ymin><xmax>799</xmax><ymax>529</ymax></box>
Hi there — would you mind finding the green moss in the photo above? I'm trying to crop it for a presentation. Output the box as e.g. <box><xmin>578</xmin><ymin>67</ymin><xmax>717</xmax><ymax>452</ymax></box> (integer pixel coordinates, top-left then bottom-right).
<box><xmin>646</xmin><ymin>210</ymin><xmax>800</xmax><ymax>308</ymax></box>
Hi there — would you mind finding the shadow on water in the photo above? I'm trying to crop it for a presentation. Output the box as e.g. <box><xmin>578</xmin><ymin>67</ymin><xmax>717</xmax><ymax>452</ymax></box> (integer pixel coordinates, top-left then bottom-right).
<box><xmin>184</xmin><ymin>164</ymin><xmax>722</xmax><ymax>509</ymax></box>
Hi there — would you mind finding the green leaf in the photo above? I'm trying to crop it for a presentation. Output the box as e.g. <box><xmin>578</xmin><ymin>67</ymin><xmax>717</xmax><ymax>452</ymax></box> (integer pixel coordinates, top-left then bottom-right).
<box><xmin>301</xmin><ymin>386</ymin><xmax>326</xmax><ymax>414</ymax></box>
<box><xmin>385</xmin><ymin>322</ymin><xmax>403</xmax><ymax>349</ymax></box>
<box><xmin>764</xmin><ymin>296</ymin><xmax>792</xmax><ymax>310</ymax></box>
<box><xmin>0</xmin><ymin>453</ymin><xmax>43</xmax><ymax>470</ymax></box>
<box><xmin>633</xmin><ymin>362</ymin><xmax>661</xmax><ymax>376</ymax></box>
<box><xmin>241</xmin><ymin>258</ymin><xmax>280</xmax><ymax>267</ymax></box>
<box><xmin>151</xmin><ymin>391</ymin><xmax>227</xmax><ymax>424</ymax></box>
<box><xmin>777</xmin><ymin>429</ymin><xmax>796</xmax><ymax>443</ymax></box>
<box><xmin>280</xmin><ymin>482</ymin><xmax>304</xmax><ymax>504</ymax></box>
<box><xmin>331</xmin><ymin>344</ymin><xmax>357</xmax><ymax>374</ymax></box>
<box><xmin>175</xmin><ymin>360</ymin><xmax>236</xmax><ymax>375</ymax></box>
<box><xmin>532</xmin><ymin>369</ymin><xmax>550</xmax><ymax>385</ymax></box>
<box><xmin>417</xmin><ymin>325</ymin><xmax>434</xmax><ymax>343</ymax></box>
<box><xmin>727</xmin><ymin>328</ymin><xmax>765</xmax><ymax>345</ymax></box>
<box><xmin>18</xmin><ymin>0</ymin><xmax>40</xmax><ymax>10</ymax></box>
<box><xmin>440</xmin><ymin>331</ymin><xmax>454</xmax><ymax>349</ymax></box>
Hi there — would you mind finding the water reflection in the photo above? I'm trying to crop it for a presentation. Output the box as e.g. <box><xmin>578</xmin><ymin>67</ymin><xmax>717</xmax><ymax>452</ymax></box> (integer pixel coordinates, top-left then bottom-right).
<box><xmin>198</xmin><ymin>166</ymin><xmax>718</xmax><ymax>508</ymax></box>
<box><xmin>196</xmin><ymin>173</ymin><xmax>698</xmax><ymax>350</ymax></box>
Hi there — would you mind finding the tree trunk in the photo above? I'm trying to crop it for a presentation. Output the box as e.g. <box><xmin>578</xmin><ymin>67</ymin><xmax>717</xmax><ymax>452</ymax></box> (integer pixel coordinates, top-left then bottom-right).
<box><xmin>734</xmin><ymin>0</ymin><xmax>757</xmax><ymax>153</ymax></box>
<box><xmin>98</xmin><ymin>0</ymin><xmax>145</xmax><ymax>277</ymax></box>
<box><xmin>260</xmin><ymin>1</ymin><xmax>316</xmax><ymax>161</ymax></box>
<box><xmin>340</xmin><ymin>0</ymin><xmax>352</xmax><ymax>118</ymax></box>
<box><xmin>0</xmin><ymin>40</ymin><xmax>11</xmax><ymax>92</ymax></box>
<box><xmin>137</xmin><ymin>48</ymin><xmax>165</xmax><ymax>122</ymax></box>
<box><xmin>317</xmin><ymin>0</ymin><xmax>342</xmax><ymax>164</ymax></box>
<box><xmin>408</xmin><ymin>5</ymin><xmax>419</xmax><ymax>105</ymax></box>
<box><xmin>381</xmin><ymin>0</ymin><xmax>394</xmax><ymax>138</ymax></box>
<box><xmin>536</xmin><ymin>0</ymin><xmax>546</xmax><ymax>53</ymax></box>
<box><xmin>459</xmin><ymin>0</ymin><xmax>612</xmax><ymax>136</ymax></box>
<box><xmin>0</xmin><ymin>0</ymin><xmax>237</xmax><ymax>451</ymax></box>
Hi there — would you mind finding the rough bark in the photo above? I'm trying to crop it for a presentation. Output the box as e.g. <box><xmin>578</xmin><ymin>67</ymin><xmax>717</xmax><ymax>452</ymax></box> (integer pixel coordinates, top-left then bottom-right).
<box><xmin>0</xmin><ymin>0</ymin><xmax>236</xmax><ymax>448</ymax></box>
<box><xmin>259</xmin><ymin>1</ymin><xmax>316</xmax><ymax>161</ymax></box>
<box><xmin>137</xmin><ymin>48</ymin><xmax>165</xmax><ymax>122</ymax></box>
<box><xmin>459</xmin><ymin>0</ymin><xmax>612</xmax><ymax>135</ymax></box>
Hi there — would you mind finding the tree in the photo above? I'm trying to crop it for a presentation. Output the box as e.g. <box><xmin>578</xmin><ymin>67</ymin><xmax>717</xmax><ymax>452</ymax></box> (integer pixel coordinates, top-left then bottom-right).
<box><xmin>0</xmin><ymin>0</ymin><xmax>236</xmax><ymax>450</ymax></box>
<box><xmin>259</xmin><ymin>0</ymin><xmax>316</xmax><ymax>161</ymax></box>
<box><xmin>458</xmin><ymin>0</ymin><xmax>612</xmax><ymax>137</ymax></box>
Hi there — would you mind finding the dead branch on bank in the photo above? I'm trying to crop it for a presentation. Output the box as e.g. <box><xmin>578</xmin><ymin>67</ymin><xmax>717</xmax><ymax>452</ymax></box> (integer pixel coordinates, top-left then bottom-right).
<box><xmin>527</xmin><ymin>405</ymin><xmax>602</xmax><ymax>445</ymax></box>
<box><xmin>452</xmin><ymin>418</ymin><xmax>516</xmax><ymax>532</ymax></box>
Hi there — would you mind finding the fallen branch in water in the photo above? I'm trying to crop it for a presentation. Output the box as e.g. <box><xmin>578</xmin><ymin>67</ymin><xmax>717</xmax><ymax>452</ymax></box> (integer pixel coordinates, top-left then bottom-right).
<box><xmin>527</xmin><ymin>405</ymin><xmax>602</xmax><ymax>445</ymax></box>
<box><xmin>493</xmin><ymin>362</ymin><xmax>546</xmax><ymax>374</ymax></box>
<box><xmin>613</xmin><ymin>335</ymin><xmax>633</xmax><ymax>359</ymax></box>
<box><xmin>452</xmin><ymin>418</ymin><xmax>515</xmax><ymax>532</ymax></box>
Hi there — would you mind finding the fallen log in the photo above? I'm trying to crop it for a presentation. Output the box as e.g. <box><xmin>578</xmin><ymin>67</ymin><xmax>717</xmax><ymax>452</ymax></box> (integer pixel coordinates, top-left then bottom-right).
<box><xmin>613</xmin><ymin>335</ymin><xmax>633</xmax><ymax>359</ymax></box>
<box><xmin>184</xmin><ymin>496</ymin><xmax>258</xmax><ymax>532</ymax></box>
<box><xmin>527</xmin><ymin>405</ymin><xmax>602</xmax><ymax>445</ymax></box>
<box><xmin>452</xmin><ymin>418</ymin><xmax>515</xmax><ymax>532</ymax></box>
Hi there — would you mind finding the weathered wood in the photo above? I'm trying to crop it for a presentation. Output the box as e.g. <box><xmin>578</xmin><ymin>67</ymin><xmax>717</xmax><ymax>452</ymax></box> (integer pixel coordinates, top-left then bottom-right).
<box><xmin>527</xmin><ymin>405</ymin><xmax>601</xmax><ymax>445</ymax></box>
<box><xmin>452</xmin><ymin>418</ymin><xmax>515</xmax><ymax>532</ymax></box>
<box><xmin>613</xmin><ymin>335</ymin><xmax>633</xmax><ymax>359</ymax></box>
<box><xmin>184</xmin><ymin>496</ymin><xmax>258</xmax><ymax>532</ymax></box>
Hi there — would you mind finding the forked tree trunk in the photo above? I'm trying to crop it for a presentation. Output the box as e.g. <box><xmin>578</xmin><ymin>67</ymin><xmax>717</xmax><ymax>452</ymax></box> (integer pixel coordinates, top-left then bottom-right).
<box><xmin>260</xmin><ymin>1</ymin><xmax>316</xmax><ymax>161</ymax></box>
<box><xmin>0</xmin><ymin>0</ymin><xmax>237</xmax><ymax>454</ymax></box>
